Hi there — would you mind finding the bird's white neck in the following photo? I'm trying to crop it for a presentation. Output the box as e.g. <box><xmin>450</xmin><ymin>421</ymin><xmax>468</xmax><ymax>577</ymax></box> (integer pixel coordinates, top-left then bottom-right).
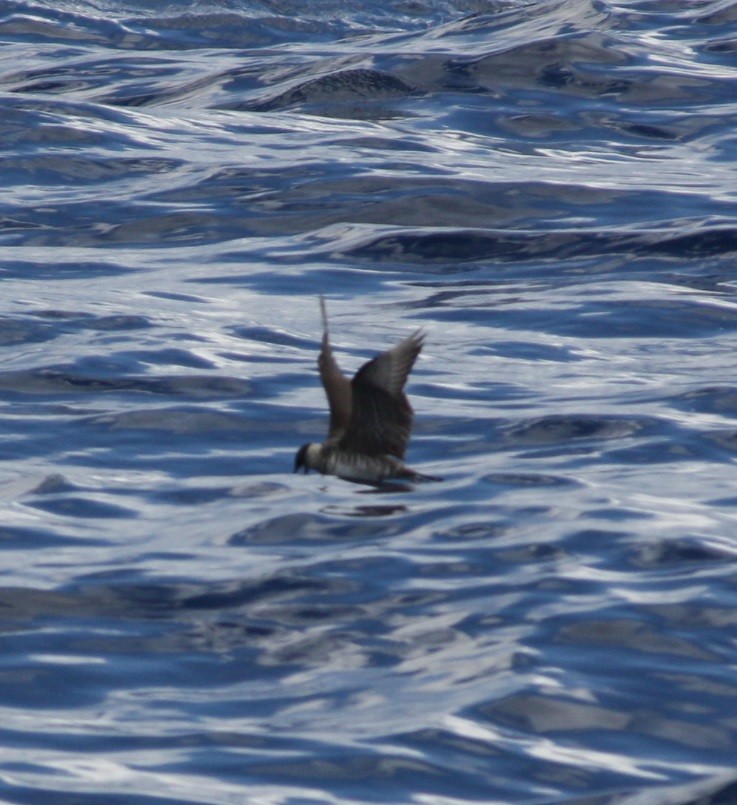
<box><xmin>305</xmin><ymin>443</ymin><xmax>323</xmax><ymax>469</ymax></box>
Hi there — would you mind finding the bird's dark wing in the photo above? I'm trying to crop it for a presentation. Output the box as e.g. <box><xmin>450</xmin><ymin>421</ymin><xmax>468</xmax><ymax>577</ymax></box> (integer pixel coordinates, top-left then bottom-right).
<box><xmin>338</xmin><ymin>330</ymin><xmax>424</xmax><ymax>458</ymax></box>
<box><xmin>317</xmin><ymin>296</ymin><xmax>352</xmax><ymax>442</ymax></box>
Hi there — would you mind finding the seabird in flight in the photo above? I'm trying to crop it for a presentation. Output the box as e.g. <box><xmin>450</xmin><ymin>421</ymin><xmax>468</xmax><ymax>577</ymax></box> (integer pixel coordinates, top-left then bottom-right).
<box><xmin>294</xmin><ymin>297</ymin><xmax>440</xmax><ymax>484</ymax></box>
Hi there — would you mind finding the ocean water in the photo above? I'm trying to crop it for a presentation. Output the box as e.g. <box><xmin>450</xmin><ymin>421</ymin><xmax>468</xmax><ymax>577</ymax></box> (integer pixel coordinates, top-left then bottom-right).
<box><xmin>2</xmin><ymin>0</ymin><xmax>737</xmax><ymax>802</ymax></box>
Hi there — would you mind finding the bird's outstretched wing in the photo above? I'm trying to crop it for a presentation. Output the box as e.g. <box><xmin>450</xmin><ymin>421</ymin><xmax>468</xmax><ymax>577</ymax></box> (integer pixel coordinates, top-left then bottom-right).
<box><xmin>339</xmin><ymin>329</ymin><xmax>424</xmax><ymax>459</ymax></box>
<box><xmin>317</xmin><ymin>296</ymin><xmax>352</xmax><ymax>442</ymax></box>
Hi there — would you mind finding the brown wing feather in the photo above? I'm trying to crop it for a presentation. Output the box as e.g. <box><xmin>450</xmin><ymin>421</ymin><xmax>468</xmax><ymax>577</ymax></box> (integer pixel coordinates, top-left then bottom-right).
<box><xmin>338</xmin><ymin>330</ymin><xmax>424</xmax><ymax>458</ymax></box>
<box><xmin>355</xmin><ymin>330</ymin><xmax>424</xmax><ymax>395</ymax></box>
<box><xmin>317</xmin><ymin>296</ymin><xmax>352</xmax><ymax>442</ymax></box>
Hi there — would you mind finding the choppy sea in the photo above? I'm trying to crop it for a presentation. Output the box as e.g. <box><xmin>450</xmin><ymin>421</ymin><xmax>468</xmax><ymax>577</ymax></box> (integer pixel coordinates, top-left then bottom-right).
<box><xmin>4</xmin><ymin>0</ymin><xmax>737</xmax><ymax>802</ymax></box>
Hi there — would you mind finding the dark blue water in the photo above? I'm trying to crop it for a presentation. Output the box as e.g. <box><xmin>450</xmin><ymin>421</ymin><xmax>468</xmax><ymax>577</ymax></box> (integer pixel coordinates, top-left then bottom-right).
<box><xmin>3</xmin><ymin>0</ymin><xmax>737</xmax><ymax>801</ymax></box>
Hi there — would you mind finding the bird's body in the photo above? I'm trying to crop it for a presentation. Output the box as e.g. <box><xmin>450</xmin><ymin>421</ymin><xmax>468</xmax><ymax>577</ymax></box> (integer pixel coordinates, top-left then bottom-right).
<box><xmin>294</xmin><ymin>297</ymin><xmax>439</xmax><ymax>484</ymax></box>
<box><xmin>298</xmin><ymin>443</ymin><xmax>410</xmax><ymax>482</ymax></box>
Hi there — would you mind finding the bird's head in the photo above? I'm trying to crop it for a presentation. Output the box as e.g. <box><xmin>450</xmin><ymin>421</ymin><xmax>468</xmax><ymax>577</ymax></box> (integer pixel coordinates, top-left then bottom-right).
<box><xmin>294</xmin><ymin>443</ymin><xmax>312</xmax><ymax>474</ymax></box>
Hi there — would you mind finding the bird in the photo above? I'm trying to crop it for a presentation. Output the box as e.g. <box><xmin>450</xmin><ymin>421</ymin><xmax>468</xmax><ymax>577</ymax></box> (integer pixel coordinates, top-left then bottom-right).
<box><xmin>294</xmin><ymin>297</ymin><xmax>440</xmax><ymax>484</ymax></box>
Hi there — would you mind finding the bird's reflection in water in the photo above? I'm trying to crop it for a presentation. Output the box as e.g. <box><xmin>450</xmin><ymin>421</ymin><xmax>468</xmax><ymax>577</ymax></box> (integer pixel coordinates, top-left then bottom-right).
<box><xmin>321</xmin><ymin>503</ymin><xmax>408</xmax><ymax>518</ymax></box>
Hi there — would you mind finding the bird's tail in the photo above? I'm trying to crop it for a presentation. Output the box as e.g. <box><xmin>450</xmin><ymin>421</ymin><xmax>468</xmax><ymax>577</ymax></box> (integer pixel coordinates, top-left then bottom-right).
<box><xmin>415</xmin><ymin>471</ymin><xmax>443</xmax><ymax>482</ymax></box>
<box><xmin>402</xmin><ymin>468</ymin><xmax>443</xmax><ymax>482</ymax></box>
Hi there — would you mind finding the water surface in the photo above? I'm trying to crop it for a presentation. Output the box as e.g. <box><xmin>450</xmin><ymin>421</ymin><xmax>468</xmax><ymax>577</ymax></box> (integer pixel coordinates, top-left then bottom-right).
<box><xmin>2</xmin><ymin>0</ymin><xmax>737</xmax><ymax>802</ymax></box>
